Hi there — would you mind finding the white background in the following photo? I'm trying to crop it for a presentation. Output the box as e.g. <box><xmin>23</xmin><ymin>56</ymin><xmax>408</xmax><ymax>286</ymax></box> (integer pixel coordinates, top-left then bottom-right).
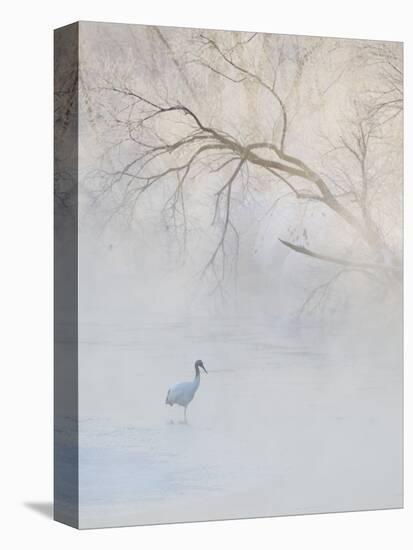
<box><xmin>0</xmin><ymin>0</ymin><xmax>410</xmax><ymax>548</ymax></box>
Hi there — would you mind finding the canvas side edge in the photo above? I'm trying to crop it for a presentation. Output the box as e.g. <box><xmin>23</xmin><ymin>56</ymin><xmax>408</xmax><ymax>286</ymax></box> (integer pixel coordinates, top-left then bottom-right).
<box><xmin>53</xmin><ymin>22</ymin><xmax>79</xmax><ymax>529</ymax></box>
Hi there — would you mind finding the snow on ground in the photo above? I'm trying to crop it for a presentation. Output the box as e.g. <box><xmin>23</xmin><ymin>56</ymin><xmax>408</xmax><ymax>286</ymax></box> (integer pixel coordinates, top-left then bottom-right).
<box><xmin>75</xmin><ymin>315</ymin><xmax>402</xmax><ymax>528</ymax></box>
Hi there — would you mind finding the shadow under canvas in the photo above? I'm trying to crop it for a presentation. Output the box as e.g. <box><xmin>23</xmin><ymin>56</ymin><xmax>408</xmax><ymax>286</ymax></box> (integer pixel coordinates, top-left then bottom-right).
<box><xmin>23</xmin><ymin>502</ymin><xmax>53</xmax><ymax>519</ymax></box>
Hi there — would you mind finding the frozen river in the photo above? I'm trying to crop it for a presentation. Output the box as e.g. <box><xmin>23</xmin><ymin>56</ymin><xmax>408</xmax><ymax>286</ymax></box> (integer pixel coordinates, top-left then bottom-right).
<box><xmin>71</xmin><ymin>315</ymin><xmax>402</xmax><ymax>528</ymax></box>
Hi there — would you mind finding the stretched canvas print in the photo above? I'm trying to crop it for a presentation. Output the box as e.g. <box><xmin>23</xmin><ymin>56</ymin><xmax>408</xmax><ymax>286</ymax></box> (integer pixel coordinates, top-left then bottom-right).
<box><xmin>54</xmin><ymin>21</ymin><xmax>403</xmax><ymax>529</ymax></box>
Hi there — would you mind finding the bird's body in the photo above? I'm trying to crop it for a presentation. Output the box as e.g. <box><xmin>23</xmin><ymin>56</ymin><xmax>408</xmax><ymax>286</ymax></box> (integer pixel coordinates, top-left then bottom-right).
<box><xmin>166</xmin><ymin>377</ymin><xmax>200</xmax><ymax>408</ymax></box>
<box><xmin>166</xmin><ymin>360</ymin><xmax>207</xmax><ymax>423</ymax></box>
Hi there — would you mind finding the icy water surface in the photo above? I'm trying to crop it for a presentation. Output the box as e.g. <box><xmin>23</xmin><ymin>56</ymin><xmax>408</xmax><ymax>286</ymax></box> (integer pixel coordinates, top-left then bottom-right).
<box><xmin>74</xmin><ymin>316</ymin><xmax>402</xmax><ymax>528</ymax></box>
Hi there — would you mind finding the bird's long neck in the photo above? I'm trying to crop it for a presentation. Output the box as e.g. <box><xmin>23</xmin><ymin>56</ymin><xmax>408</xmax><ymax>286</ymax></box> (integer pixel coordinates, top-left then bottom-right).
<box><xmin>193</xmin><ymin>366</ymin><xmax>201</xmax><ymax>388</ymax></box>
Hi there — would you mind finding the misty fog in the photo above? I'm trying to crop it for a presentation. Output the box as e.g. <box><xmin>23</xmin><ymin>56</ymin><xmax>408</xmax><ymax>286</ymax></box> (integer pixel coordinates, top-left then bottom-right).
<box><xmin>61</xmin><ymin>22</ymin><xmax>403</xmax><ymax>527</ymax></box>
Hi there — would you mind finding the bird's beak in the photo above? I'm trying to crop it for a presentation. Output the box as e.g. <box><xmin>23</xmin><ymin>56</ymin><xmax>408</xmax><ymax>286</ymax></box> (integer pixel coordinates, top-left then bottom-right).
<box><xmin>201</xmin><ymin>365</ymin><xmax>208</xmax><ymax>374</ymax></box>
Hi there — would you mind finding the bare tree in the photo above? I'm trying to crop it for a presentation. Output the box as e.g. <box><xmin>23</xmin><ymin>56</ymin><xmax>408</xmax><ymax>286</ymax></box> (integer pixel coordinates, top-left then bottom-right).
<box><xmin>83</xmin><ymin>31</ymin><xmax>402</xmax><ymax>307</ymax></box>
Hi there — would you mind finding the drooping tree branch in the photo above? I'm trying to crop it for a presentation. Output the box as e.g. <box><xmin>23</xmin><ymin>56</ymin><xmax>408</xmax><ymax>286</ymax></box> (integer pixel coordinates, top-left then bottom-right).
<box><xmin>104</xmin><ymin>85</ymin><xmax>386</xmax><ymax>253</ymax></box>
<box><xmin>203</xmin><ymin>158</ymin><xmax>245</xmax><ymax>278</ymax></box>
<box><xmin>279</xmin><ymin>239</ymin><xmax>401</xmax><ymax>276</ymax></box>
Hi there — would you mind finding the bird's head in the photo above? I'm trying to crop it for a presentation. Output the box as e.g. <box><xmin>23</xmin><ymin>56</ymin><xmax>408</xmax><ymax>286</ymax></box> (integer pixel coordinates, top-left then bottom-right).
<box><xmin>195</xmin><ymin>359</ymin><xmax>207</xmax><ymax>373</ymax></box>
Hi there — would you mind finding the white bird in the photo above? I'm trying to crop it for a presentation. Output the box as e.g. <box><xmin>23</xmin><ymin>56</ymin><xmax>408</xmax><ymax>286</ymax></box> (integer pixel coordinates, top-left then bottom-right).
<box><xmin>165</xmin><ymin>359</ymin><xmax>207</xmax><ymax>423</ymax></box>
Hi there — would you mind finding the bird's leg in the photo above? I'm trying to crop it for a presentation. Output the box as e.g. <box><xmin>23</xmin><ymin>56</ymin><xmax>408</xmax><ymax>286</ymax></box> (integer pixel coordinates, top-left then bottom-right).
<box><xmin>184</xmin><ymin>407</ymin><xmax>188</xmax><ymax>424</ymax></box>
